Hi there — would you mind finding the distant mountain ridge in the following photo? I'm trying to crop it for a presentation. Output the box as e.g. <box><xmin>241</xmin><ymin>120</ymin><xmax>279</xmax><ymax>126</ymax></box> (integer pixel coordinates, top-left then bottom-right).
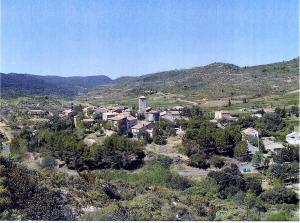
<box><xmin>1</xmin><ymin>58</ymin><xmax>299</xmax><ymax>99</ymax></box>
<box><xmin>0</xmin><ymin>73</ymin><xmax>112</xmax><ymax>98</ymax></box>
<box><xmin>110</xmin><ymin>58</ymin><xmax>299</xmax><ymax>98</ymax></box>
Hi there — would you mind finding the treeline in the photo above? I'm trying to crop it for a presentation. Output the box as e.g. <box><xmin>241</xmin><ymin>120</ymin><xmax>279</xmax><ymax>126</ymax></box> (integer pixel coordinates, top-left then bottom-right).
<box><xmin>10</xmin><ymin>115</ymin><xmax>145</xmax><ymax>171</ymax></box>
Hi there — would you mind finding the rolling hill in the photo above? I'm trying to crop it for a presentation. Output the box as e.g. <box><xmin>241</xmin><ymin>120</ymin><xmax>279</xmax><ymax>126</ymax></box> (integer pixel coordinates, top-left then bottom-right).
<box><xmin>0</xmin><ymin>73</ymin><xmax>112</xmax><ymax>98</ymax></box>
<box><xmin>1</xmin><ymin>58</ymin><xmax>298</xmax><ymax>99</ymax></box>
<box><xmin>109</xmin><ymin>57</ymin><xmax>299</xmax><ymax>99</ymax></box>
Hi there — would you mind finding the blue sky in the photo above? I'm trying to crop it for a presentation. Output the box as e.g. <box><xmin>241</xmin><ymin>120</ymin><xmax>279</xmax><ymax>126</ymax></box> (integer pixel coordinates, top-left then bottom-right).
<box><xmin>1</xmin><ymin>0</ymin><xmax>298</xmax><ymax>78</ymax></box>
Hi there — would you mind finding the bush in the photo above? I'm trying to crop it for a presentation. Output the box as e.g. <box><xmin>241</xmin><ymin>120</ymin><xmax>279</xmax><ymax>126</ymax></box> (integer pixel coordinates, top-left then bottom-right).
<box><xmin>155</xmin><ymin>155</ymin><xmax>173</xmax><ymax>168</ymax></box>
<box><xmin>273</xmin><ymin>147</ymin><xmax>299</xmax><ymax>163</ymax></box>
<box><xmin>0</xmin><ymin>157</ymin><xmax>76</xmax><ymax>220</ymax></box>
<box><xmin>153</xmin><ymin>127</ymin><xmax>167</xmax><ymax>145</ymax></box>
<box><xmin>244</xmin><ymin>176</ymin><xmax>262</xmax><ymax>195</ymax></box>
<box><xmin>189</xmin><ymin>153</ymin><xmax>210</xmax><ymax>169</ymax></box>
<box><xmin>39</xmin><ymin>156</ymin><xmax>57</xmax><ymax>168</ymax></box>
<box><xmin>184</xmin><ymin>177</ymin><xmax>218</xmax><ymax>197</ymax></box>
<box><xmin>266</xmin><ymin>210</ymin><xmax>295</xmax><ymax>221</ymax></box>
<box><xmin>211</xmin><ymin>155</ymin><xmax>225</xmax><ymax>168</ymax></box>
<box><xmin>137</xmin><ymin>129</ymin><xmax>152</xmax><ymax>143</ymax></box>
<box><xmin>267</xmin><ymin>162</ymin><xmax>299</xmax><ymax>182</ymax></box>
<box><xmin>208</xmin><ymin>164</ymin><xmax>246</xmax><ymax>198</ymax></box>
<box><xmin>260</xmin><ymin>187</ymin><xmax>298</xmax><ymax>204</ymax></box>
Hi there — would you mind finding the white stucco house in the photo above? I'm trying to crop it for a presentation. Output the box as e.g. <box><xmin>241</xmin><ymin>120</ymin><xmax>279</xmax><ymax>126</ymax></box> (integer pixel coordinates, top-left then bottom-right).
<box><xmin>286</xmin><ymin>132</ymin><xmax>300</xmax><ymax>145</ymax></box>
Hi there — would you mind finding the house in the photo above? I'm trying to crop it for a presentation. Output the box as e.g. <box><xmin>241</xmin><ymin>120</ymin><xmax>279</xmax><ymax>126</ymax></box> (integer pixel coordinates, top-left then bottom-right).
<box><xmin>131</xmin><ymin>121</ymin><xmax>155</xmax><ymax>138</ymax></box>
<box><xmin>93</xmin><ymin>108</ymin><xmax>108</xmax><ymax>115</ymax></box>
<box><xmin>102</xmin><ymin>112</ymin><xmax>118</xmax><ymax>120</ymax></box>
<box><xmin>61</xmin><ymin>109</ymin><xmax>73</xmax><ymax>117</ymax></box>
<box><xmin>247</xmin><ymin>108</ymin><xmax>262</xmax><ymax>113</ymax></box>
<box><xmin>106</xmin><ymin>106</ymin><xmax>124</xmax><ymax>113</ymax></box>
<box><xmin>82</xmin><ymin>118</ymin><xmax>95</xmax><ymax>125</ymax></box>
<box><xmin>251</xmin><ymin>114</ymin><xmax>262</xmax><ymax>118</ymax></box>
<box><xmin>247</xmin><ymin>143</ymin><xmax>259</xmax><ymax>156</ymax></box>
<box><xmin>286</xmin><ymin>132</ymin><xmax>300</xmax><ymax>145</ymax></box>
<box><xmin>214</xmin><ymin>111</ymin><xmax>238</xmax><ymax>122</ymax></box>
<box><xmin>242</xmin><ymin>128</ymin><xmax>259</xmax><ymax>140</ymax></box>
<box><xmin>107</xmin><ymin>113</ymin><xmax>138</xmax><ymax>133</ymax></box>
<box><xmin>109</xmin><ymin>115</ymin><xmax>127</xmax><ymax>131</ymax></box>
<box><xmin>126</xmin><ymin>115</ymin><xmax>138</xmax><ymax>129</ymax></box>
<box><xmin>145</xmin><ymin>110</ymin><xmax>160</xmax><ymax>122</ymax></box>
<box><xmin>263</xmin><ymin>108</ymin><xmax>275</xmax><ymax>113</ymax></box>
<box><xmin>28</xmin><ymin>110</ymin><xmax>48</xmax><ymax>117</ymax></box>
<box><xmin>262</xmin><ymin>137</ymin><xmax>285</xmax><ymax>154</ymax></box>
<box><xmin>161</xmin><ymin>110</ymin><xmax>183</xmax><ymax>122</ymax></box>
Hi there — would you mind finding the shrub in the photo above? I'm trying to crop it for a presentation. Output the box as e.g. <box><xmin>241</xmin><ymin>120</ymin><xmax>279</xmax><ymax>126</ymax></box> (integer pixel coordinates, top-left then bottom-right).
<box><xmin>189</xmin><ymin>153</ymin><xmax>210</xmax><ymax>169</ymax></box>
<box><xmin>208</xmin><ymin>164</ymin><xmax>245</xmax><ymax>198</ymax></box>
<box><xmin>155</xmin><ymin>155</ymin><xmax>173</xmax><ymax>168</ymax></box>
<box><xmin>260</xmin><ymin>187</ymin><xmax>298</xmax><ymax>204</ymax></box>
<box><xmin>266</xmin><ymin>211</ymin><xmax>295</xmax><ymax>221</ymax></box>
<box><xmin>273</xmin><ymin>147</ymin><xmax>299</xmax><ymax>163</ymax></box>
<box><xmin>267</xmin><ymin>162</ymin><xmax>299</xmax><ymax>182</ymax></box>
<box><xmin>211</xmin><ymin>155</ymin><xmax>225</xmax><ymax>168</ymax></box>
<box><xmin>39</xmin><ymin>156</ymin><xmax>57</xmax><ymax>168</ymax></box>
<box><xmin>244</xmin><ymin>176</ymin><xmax>262</xmax><ymax>195</ymax></box>
<box><xmin>0</xmin><ymin>157</ymin><xmax>76</xmax><ymax>220</ymax></box>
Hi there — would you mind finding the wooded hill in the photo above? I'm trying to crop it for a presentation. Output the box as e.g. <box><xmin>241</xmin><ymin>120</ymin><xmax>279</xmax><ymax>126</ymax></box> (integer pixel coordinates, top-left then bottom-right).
<box><xmin>110</xmin><ymin>57</ymin><xmax>299</xmax><ymax>99</ymax></box>
<box><xmin>0</xmin><ymin>73</ymin><xmax>112</xmax><ymax>98</ymax></box>
<box><xmin>1</xmin><ymin>58</ymin><xmax>298</xmax><ymax>99</ymax></box>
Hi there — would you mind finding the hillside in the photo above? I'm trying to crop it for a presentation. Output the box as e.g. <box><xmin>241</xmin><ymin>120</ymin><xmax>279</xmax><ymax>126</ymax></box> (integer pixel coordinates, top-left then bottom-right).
<box><xmin>0</xmin><ymin>73</ymin><xmax>112</xmax><ymax>98</ymax></box>
<box><xmin>110</xmin><ymin>58</ymin><xmax>299</xmax><ymax>99</ymax></box>
<box><xmin>1</xmin><ymin>58</ymin><xmax>298</xmax><ymax>100</ymax></box>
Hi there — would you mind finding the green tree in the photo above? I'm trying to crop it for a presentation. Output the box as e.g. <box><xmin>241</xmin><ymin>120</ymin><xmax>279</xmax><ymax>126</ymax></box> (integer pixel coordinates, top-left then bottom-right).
<box><xmin>137</xmin><ymin>129</ymin><xmax>151</xmax><ymax>144</ymax></box>
<box><xmin>260</xmin><ymin>187</ymin><xmax>298</xmax><ymax>204</ymax></box>
<box><xmin>234</xmin><ymin>141</ymin><xmax>249</xmax><ymax>161</ymax></box>
<box><xmin>211</xmin><ymin>155</ymin><xmax>225</xmax><ymax>168</ymax></box>
<box><xmin>189</xmin><ymin>153</ymin><xmax>209</xmax><ymax>169</ymax></box>
<box><xmin>251</xmin><ymin>152</ymin><xmax>264</xmax><ymax>167</ymax></box>
<box><xmin>153</xmin><ymin>127</ymin><xmax>167</xmax><ymax>145</ymax></box>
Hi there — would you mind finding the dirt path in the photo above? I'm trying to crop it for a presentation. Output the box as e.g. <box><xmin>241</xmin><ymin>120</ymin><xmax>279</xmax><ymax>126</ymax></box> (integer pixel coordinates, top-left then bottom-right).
<box><xmin>286</xmin><ymin>89</ymin><xmax>300</xmax><ymax>94</ymax></box>
<box><xmin>177</xmin><ymin>98</ymin><xmax>198</xmax><ymax>106</ymax></box>
<box><xmin>158</xmin><ymin>92</ymin><xmax>199</xmax><ymax>106</ymax></box>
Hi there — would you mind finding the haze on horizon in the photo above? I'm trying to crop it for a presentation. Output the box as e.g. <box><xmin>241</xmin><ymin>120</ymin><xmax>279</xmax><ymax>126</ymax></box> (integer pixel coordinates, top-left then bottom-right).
<box><xmin>1</xmin><ymin>0</ymin><xmax>298</xmax><ymax>78</ymax></box>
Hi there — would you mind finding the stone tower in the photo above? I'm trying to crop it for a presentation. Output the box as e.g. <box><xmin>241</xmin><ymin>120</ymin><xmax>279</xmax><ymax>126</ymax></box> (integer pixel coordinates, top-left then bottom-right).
<box><xmin>139</xmin><ymin>96</ymin><xmax>147</xmax><ymax>114</ymax></box>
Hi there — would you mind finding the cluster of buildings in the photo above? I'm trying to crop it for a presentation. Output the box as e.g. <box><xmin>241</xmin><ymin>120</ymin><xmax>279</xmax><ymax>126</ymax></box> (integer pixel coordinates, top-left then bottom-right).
<box><xmin>55</xmin><ymin>96</ymin><xmax>188</xmax><ymax>139</ymax></box>
<box><xmin>96</xmin><ymin>96</ymin><xmax>160</xmax><ymax>138</ymax></box>
<box><xmin>95</xmin><ymin>96</ymin><xmax>189</xmax><ymax>138</ymax></box>
<box><xmin>241</xmin><ymin>126</ymin><xmax>299</xmax><ymax>158</ymax></box>
<box><xmin>212</xmin><ymin>110</ymin><xmax>300</xmax><ymax>165</ymax></box>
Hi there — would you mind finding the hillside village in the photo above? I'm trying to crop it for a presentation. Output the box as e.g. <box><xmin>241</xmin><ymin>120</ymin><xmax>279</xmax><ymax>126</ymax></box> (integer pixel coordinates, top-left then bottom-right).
<box><xmin>0</xmin><ymin>90</ymin><xmax>299</xmax><ymax>221</ymax></box>
<box><xmin>1</xmin><ymin>0</ymin><xmax>299</xmax><ymax>220</ymax></box>
<box><xmin>1</xmin><ymin>95</ymin><xmax>299</xmax><ymax>173</ymax></box>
